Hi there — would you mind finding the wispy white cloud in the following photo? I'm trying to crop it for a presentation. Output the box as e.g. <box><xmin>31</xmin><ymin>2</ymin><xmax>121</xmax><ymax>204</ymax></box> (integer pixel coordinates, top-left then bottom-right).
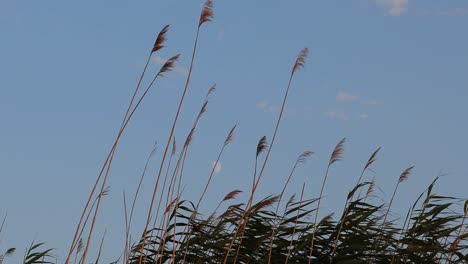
<box><xmin>358</xmin><ymin>113</ymin><xmax>369</xmax><ymax>119</ymax></box>
<box><xmin>212</xmin><ymin>161</ymin><xmax>222</xmax><ymax>174</ymax></box>
<box><xmin>326</xmin><ymin>111</ymin><xmax>370</xmax><ymax>121</ymax></box>
<box><xmin>336</xmin><ymin>91</ymin><xmax>358</xmax><ymax>102</ymax></box>
<box><xmin>365</xmin><ymin>100</ymin><xmax>379</xmax><ymax>106</ymax></box>
<box><xmin>437</xmin><ymin>8</ymin><xmax>468</xmax><ymax>17</ymax></box>
<box><xmin>326</xmin><ymin>111</ymin><xmax>349</xmax><ymax>121</ymax></box>
<box><xmin>256</xmin><ymin>100</ymin><xmax>279</xmax><ymax>113</ymax></box>
<box><xmin>376</xmin><ymin>0</ymin><xmax>408</xmax><ymax>16</ymax></box>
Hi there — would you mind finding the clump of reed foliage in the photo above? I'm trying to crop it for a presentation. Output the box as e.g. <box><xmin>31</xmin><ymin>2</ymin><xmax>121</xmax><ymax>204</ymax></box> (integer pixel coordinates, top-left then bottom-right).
<box><xmin>2</xmin><ymin>1</ymin><xmax>467</xmax><ymax>263</ymax></box>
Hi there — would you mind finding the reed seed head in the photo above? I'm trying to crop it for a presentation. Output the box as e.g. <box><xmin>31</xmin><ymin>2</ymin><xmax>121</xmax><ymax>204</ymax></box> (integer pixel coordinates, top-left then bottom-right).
<box><xmin>366</xmin><ymin>177</ymin><xmax>376</xmax><ymax>197</ymax></box>
<box><xmin>399</xmin><ymin>165</ymin><xmax>414</xmax><ymax>183</ymax></box>
<box><xmin>199</xmin><ymin>0</ymin><xmax>214</xmax><ymax>27</ymax></box>
<box><xmin>76</xmin><ymin>238</ymin><xmax>83</xmax><ymax>254</ymax></box>
<box><xmin>158</xmin><ymin>54</ymin><xmax>180</xmax><ymax>76</ymax></box>
<box><xmin>256</xmin><ymin>136</ymin><xmax>268</xmax><ymax>157</ymax></box>
<box><xmin>329</xmin><ymin>138</ymin><xmax>346</xmax><ymax>167</ymax></box>
<box><xmin>207</xmin><ymin>84</ymin><xmax>216</xmax><ymax>97</ymax></box>
<box><xmin>223</xmin><ymin>189</ymin><xmax>242</xmax><ymax>202</ymax></box>
<box><xmin>364</xmin><ymin>147</ymin><xmax>381</xmax><ymax>171</ymax></box>
<box><xmin>292</xmin><ymin>47</ymin><xmax>309</xmax><ymax>74</ymax></box>
<box><xmin>287</xmin><ymin>194</ymin><xmax>296</xmax><ymax>206</ymax></box>
<box><xmin>224</xmin><ymin>125</ymin><xmax>236</xmax><ymax>146</ymax></box>
<box><xmin>172</xmin><ymin>138</ymin><xmax>177</xmax><ymax>156</ymax></box>
<box><xmin>199</xmin><ymin>100</ymin><xmax>208</xmax><ymax>117</ymax></box>
<box><xmin>5</xmin><ymin>248</ymin><xmax>15</xmax><ymax>256</ymax></box>
<box><xmin>297</xmin><ymin>150</ymin><xmax>313</xmax><ymax>164</ymax></box>
<box><xmin>151</xmin><ymin>25</ymin><xmax>170</xmax><ymax>53</ymax></box>
<box><xmin>185</xmin><ymin>127</ymin><xmax>195</xmax><ymax>147</ymax></box>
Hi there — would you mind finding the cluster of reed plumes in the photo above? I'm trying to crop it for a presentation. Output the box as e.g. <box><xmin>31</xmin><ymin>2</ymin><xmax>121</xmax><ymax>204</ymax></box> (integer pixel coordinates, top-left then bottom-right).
<box><xmin>1</xmin><ymin>0</ymin><xmax>467</xmax><ymax>263</ymax></box>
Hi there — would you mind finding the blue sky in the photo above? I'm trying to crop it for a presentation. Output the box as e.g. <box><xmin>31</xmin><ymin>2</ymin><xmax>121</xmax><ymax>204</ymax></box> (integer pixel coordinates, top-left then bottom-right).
<box><xmin>1</xmin><ymin>0</ymin><xmax>467</xmax><ymax>262</ymax></box>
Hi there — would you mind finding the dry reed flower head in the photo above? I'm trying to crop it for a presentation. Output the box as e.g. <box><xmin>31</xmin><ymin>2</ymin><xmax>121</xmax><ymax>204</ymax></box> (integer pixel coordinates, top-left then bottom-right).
<box><xmin>256</xmin><ymin>136</ymin><xmax>268</xmax><ymax>157</ymax></box>
<box><xmin>158</xmin><ymin>54</ymin><xmax>180</xmax><ymax>76</ymax></box>
<box><xmin>292</xmin><ymin>48</ymin><xmax>309</xmax><ymax>74</ymax></box>
<box><xmin>297</xmin><ymin>150</ymin><xmax>313</xmax><ymax>164</ymax></box>
<box><xmin>223</xmin><ymin>190</ymin><xmax>242</xmax><ymax>202</ymax></box>
<box><xmin>152</xmin><ymin>25</ymin><xmax>169</xmax><ymax>53</ymax></box>
<box><xmin>199</xmin><ymin>0</ymin><xmax>214</xmax><ymax>27</ymax></box>
<box><xmin>329</xmin><ymin>138</ymin><xmax>346</xmax><ymax>166</ymax></box>
<box><xmin>224</xmin><ymin>125</ymin><xmax>236</xmax><ymax>146</ymax></box>
<box><xmin>366</xmin><ymin>177</ymin><xmax>376</xmax><ymax>197</ymax></box>
<box><xmin>364</xmin><ymin>147</ymin><xmax>381</xmax><ymax>171</ymax></box>
<box><xmin>399</xmin><ymin>166</ymin><xmax>414</xmax><ymax>183</ymax></box>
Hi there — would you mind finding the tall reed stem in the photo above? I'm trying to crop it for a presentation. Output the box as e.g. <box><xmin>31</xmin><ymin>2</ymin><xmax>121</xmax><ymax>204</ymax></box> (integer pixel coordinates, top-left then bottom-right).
<box><xmin>308</xmin><ymin>138</ymin><xmax>345</xmax><ymax>264</ymax></box>
<box><xmin>267</xmin><ymin>151</ymin><xmax>312</xmax><ymax>263</ymax></box>
<box><xmin>285</xmin><ymin>183</ymin><xmax>306</xmax><ymax>264</ymax></box>
<box><xmin>329</xmin><ymin>147</ymin><xmax>380</xmax><ymax>263</ymax></box>
<box><xmin>66</xmin><ymin>24</ymin><xmax>172</xmax><ymax>264</ymax></box>
<box><xmin>224</xmin><ymin>48</ymin><xmax>308</xmax><ymax>264</ymax></box>
<box><xmin>138</xmin><ymin>3</ymin><xmax>213</xmax><ymax>262</ymax></box>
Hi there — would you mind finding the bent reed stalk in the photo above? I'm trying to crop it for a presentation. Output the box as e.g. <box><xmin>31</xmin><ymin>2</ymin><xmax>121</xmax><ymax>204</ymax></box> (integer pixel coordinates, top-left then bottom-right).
<box><xmin>138</xmin><ymin>1</ymin><xmax>214</xmax><ymax>263</ymax></box>
<box><xmin>224</xmin><ymin>47</ymin><xmax>308</xmax><ymax>264</ymax></box>
<box><xmin>65</xmin><ymin>24</ymin><xmax>172</xmax><ymax>264</ymax></box>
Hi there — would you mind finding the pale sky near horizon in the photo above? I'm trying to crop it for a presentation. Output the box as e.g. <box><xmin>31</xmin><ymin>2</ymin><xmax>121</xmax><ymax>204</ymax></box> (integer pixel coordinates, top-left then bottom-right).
<box><xmin>1</xmin><ymin>0</ymin><xmax>468</xmax><ymax>262</ymax></box>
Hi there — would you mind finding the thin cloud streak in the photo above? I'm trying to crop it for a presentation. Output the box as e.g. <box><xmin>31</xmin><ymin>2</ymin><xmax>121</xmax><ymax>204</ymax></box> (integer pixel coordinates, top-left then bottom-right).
<box><xmin>437</xmin><ymin>8</ymin><xmax>468</xmax><ymax>17</ymax></box>
<box><xmin>376</xmin><ymin>0</ymin><xmax>408</xmax><ymax>16</ymax></box>
<box><xmin>336</xmin><ymin>91</ymin><xmax>358</xmax><ymax>102</ymax></box>
<box><xmin>256</xmin><ymin>100</ymin><xmax>279</xmax><ymax>113</ymax></box>
<box><xmin>325</xmin><ymin>111</ymin><xmax>370</xmax><ymax>121</ymax></box>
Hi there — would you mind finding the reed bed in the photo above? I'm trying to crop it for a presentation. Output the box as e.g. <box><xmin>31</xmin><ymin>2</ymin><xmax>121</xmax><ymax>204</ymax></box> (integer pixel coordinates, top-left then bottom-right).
<box><xmin>1</xmin><ymin>1</ymin><xmax>467</xmax><ymax>263</ymax></box>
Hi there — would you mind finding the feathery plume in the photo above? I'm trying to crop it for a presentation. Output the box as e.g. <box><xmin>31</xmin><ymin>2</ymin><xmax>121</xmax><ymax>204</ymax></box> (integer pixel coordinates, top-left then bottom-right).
<box><xmin>224</xmin><ymin>125</ymin><xmax>236</xmax><ymax>145</ymax></box>
<box><xmin>364</xmin><ymin>147</ymin><xmax>381</xmax><ymax>171</ymax></box>
<box><xmin>399</xmin><ymin>166</ymin><xmax>414</xmax><ymax>183</ymax></box>
<box><xmin>5</xmin><ymin>248</ymin><xmax>15</xmax><ymax>256</ymax></box>
<box><xmin>199</xmin><ymin>0</ymin><xmax>214</xmax><ymax>27</ymax></box>
<box><xmin>223</xmin><ymin>190</ymin><xmax>242</xmax><ymax>202</ymax></box>
<box><xmin>286</xmin><ymin>194</ymin><xmax>296</xmax><ymax>207</ymax></box>
<box><xmin>366</xmin><ymin>177</ymin><xmax>376</xmax><ymax>197</ymax></box>
<box><xmin>329</xmin><ymin>138</ymin><xmax>346</xmax><ymax>166</ymax></box>
<box><xmin>151</xmin><ymin>25</ymin><xmax>170</xmax><ymax>53</ymax></box>
<box><xmin>318</xmin><ymin>214</ymin><xmax>333</xmax><ymax>226</ymax></box>
<box><xmin>219</xmin><ymin>206</ymin><xmax>239</xmax><ymax>220</ymax></box>
<box><xmin>207</xmin><ymin>84</ymin><xmax>216</xmax><ymax>97</ymax></box>
<box><xmin>99</xmin><ymin>186</ymin><xmax>110</xmax><ymax>198</ymax></box>
<box><xmin>171</xmin><ymin>138</ymin><xmax>177</xmax><ymax>156</ymax></box>
<box><xmin>165</xmin><ymin>198</ymin><xmax>178</xmax><ymax>214</ymax></box>
<box><xmin>253</xmin><ymin>196</ymin><xmax>279</xmax><ymax>212</ymax></box>
<box><xmin>297</xmin><ymin>150</ymin><xmax>314</xmax><ymax>163</ymax></box>
<box><xmin>292</xmin><ymin>48</ymin><xmax>309</xmax><ymax>74</ymax></box>
<box><xmin>199</xmin><ymin>100</ymin><xmax>208</xmax><ymax>117</ymax></box>
<box><xmin>450</xmin><ymin>237</ymin><xmax>461</xmax><ymax>251</ymax></box>
<box><xmin>256</xmin><ymin>136</ymin><xmax>268</xmax><ymax>157</ymax></box>
<box><xmin>423</xmin><ymin>194</ymin><xmax>436</xmax><ymax>206</ymax></box>
<box><xmin>184</xmin><ymin>127</ymin><xmax>195</xmax><ymax>147</ymax></box>
<box><xmin>76</xmin><ymin>238</ymin><xmax>83</xmax><ymax>254</ymax></box>
<box><xmin>157</xmin><ymin>54</ymin><xmax>180</xmax><ymax>77</ymax></box>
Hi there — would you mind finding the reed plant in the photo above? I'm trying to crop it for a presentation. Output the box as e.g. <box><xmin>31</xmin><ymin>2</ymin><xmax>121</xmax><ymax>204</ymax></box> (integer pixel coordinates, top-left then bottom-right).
<box><xmin>2</xmin><ymin>1</ymin><xmax>467</xmax><ymax>263</ymax></box>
